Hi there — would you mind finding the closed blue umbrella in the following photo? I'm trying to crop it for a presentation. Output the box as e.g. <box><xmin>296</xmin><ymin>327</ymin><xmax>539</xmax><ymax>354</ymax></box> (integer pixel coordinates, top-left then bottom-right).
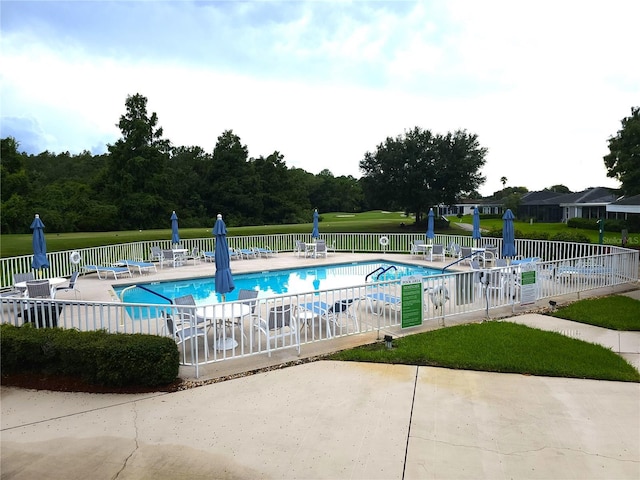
<box><xmin>472</xmin><ymin>207</ymin><xmax>482</xmax><ymax>245</ymax></box>
<box><xmin>502</xmin><ymin>209</ymin><xmax>517</xmax><ymax>258</ymax></box>
<box><xmin>212</xmin><ymin>214</ymin><xmax>235</xmax><ymax>301</ymax></box>
<box><xmin>170</xmin><ymin>211</ymin><xmax>180</xmax><ymax>245</ymax></box>
<box><xmin>426</xmin><ymin>208</ymin><xmax>435</xmax><ymax>241</ymax></box>
<box><xmin>30</xmin><ymin>214</ymin><xmax>49</xmax><ymax>270</ymax></box>
<box><xmin>311</xmin><ymin>209</ymin><xmax>319</xmax><ymax>239</ymax></box>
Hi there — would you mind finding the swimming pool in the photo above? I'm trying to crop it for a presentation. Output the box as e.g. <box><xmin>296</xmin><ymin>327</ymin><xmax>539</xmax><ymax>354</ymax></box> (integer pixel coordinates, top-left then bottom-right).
<box><xmin>114</xmin><ymin>261</ymin><xmax>443</xmax><ymax>305</ymax></box>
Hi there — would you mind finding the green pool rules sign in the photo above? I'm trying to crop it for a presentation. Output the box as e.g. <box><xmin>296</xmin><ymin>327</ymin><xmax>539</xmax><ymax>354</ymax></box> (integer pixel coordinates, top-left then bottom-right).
<box><xmin>401</xmin><ymin>275</ymin><xmax>423</xmax><ymax>328</ymax></box>
<box><xmin>520</xmin><ymin>262</ymin><xmax>538</xmax><ymax>305</ymax></box>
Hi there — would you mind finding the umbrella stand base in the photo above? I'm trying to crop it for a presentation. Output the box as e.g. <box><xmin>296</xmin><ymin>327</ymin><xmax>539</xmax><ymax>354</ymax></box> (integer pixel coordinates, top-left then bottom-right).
<box><xmin>216</xmin><ymin>338</ymin><xmax>238</xmax><ymax>350</ymax></box>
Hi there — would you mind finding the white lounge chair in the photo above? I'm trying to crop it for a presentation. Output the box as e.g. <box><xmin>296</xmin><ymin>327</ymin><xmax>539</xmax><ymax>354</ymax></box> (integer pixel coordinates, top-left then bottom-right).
<box><xmin>252</xmin><ymin>247</ymin><xmax>277</xmax><ymax>258</ymax></box>
<box><xmin>82</xmin><ymin>265</ymin><xmax>132</xmax><ymax>280</ymax></box>
<box><xmin>117</xmin><ymin>259</ymin><xmax>157</xmax><ymax>275</ymax></box>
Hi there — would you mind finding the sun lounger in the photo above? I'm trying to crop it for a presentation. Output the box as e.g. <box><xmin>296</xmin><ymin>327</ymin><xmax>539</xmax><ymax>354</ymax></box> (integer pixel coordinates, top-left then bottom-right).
<box><xmin>203</xmin><ymin>251</ymin><xmax>215</xmax><ymax>262</ymax></box>
<box><xmin>237</xmin><ymin>248</ymin><xmax>257</xmax><ymax>259</ymax></box>
<box><xmin>557</xmin><ymin>264</ymin><xmax>611</xmax><ymax>279</ymax></box>
<box><xmin>82</xmin><ymin>265</ymin><xmax>132</xmax><ymax>280</ymax></box>
<box><xmin>252</xmin><ymin>247</ymin><xmax>277</xmax><ymax>258</ymax></box>
<box><xmin>366</xmin><ymin>292</ymin><xmax>401</xmax><ymax>315</ymax></box>
<box><xmin>116</xmin><ymin>260</ymin><xmax>157</xmax><ymax>275</ymax></box>
<box><xmin>511</xmin><ymin>257</ymin><xmax>542</xmax><ymax>265</ymax></box>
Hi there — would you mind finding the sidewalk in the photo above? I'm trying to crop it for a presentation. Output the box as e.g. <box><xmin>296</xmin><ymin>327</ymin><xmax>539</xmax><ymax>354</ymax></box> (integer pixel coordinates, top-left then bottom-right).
<box><xmin>2</xmin><ymin>291</ymin><xmax>639</xmax><ymax>479</ymax></box>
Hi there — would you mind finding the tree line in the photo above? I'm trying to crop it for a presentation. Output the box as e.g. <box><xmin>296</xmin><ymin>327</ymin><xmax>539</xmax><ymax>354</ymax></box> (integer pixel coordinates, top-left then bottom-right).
<box><xmin>2</xmin><ymin>93</ymin><xmax>491</xmax><ymax>234</ymax></box>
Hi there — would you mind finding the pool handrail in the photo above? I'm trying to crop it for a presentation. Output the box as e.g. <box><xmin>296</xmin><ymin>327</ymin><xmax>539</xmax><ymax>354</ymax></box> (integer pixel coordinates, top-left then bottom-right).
<box><xmin>120</xmin><ymin>284</ymin><xmax>174</xmax><ymax>305</ymax></box>
<box><xmin>442</xmin><ymin>253</ymin><xmax>476</xmax><ymax>273</ymax></box>
<box><xmin>375</xmin><ymin>265</ymin><xmax>398</xmax><ymax>280</ymax></box>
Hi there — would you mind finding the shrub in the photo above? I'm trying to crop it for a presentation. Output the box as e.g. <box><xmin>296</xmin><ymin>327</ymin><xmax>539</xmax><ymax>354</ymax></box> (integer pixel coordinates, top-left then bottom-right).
<box><xmin>567</xmin><ymin>217</ymin><xmax>630</xmax><ymax>232</ymax></box>
<box><xmin>0</xmin><ymin>324</ymin><xmax>179</xmax><ymax>387</ymax></box>
<box><xmin>550</xmin><ymin>231</ymin><xmax>591</xmax><ymax>243</ymax></box>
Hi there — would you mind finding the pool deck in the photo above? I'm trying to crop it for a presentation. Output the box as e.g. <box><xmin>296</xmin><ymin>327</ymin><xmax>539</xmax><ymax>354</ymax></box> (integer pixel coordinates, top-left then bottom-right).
<box><xmin>2</xmin><ymin>252</ymin><xmax>640</xmax><ymax>479</ymax></box>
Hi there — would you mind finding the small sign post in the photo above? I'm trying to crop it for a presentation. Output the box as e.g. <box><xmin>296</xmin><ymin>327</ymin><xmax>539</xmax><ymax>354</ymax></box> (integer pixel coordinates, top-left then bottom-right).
<box><xmin>520</xmin><ymin>263</ymin><xmax>538</xmax><ymax>305</ymax></box>
<box><xmin>401</xmin><ymin>275</ymin><xmax>423</xmax><ymax>328</ymax></box>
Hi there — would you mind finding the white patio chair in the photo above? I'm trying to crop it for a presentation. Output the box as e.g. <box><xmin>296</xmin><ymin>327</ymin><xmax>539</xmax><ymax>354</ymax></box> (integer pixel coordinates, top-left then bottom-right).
<box><xmin>294</xmin><ymin>240</ymin><xmax>306</xmax><ymax>257</ymax></box>
<box><xmin>163</xmin><ymin>308</ymin><xmax>208</xmax><ymax>361</ymax></box>
<box><xmin>410</xmin><ymin>240</ymin><xmax>427</xmax><ymax>259</ymax></box>
<box><xmin>150</xmin><ymin>246</ymin><xmax>162</xmax><ymax>262</ymax></box>
<box><xmin>430</xmin><ymin>244</ymin><xmax>445</xmax><ymax>262</ymax></box>
<box><xmin>26</xmin><ymin>280</ymin><xmax>52</xmax><ymax>299</ymax></box>
<box><xmin>314</xmin><ymin>240</ymin><xmax>327</xmax><ymax>258</ymax></box>
<box><xmin>253</xmin><ymin>303</ymin><xmax>299</xmax><ymax>357</ymax></box>
<box><xmin>160</xmin><ymin>250</ymin><xmax>177</xmax><ymax>268</ymax></box>
<box><xmin>54</xmin><ymin>272</ymin><xmax>81</xmax><ymax>299</ymax></box>
<box><xmin>13</xmin><ymin>272</ymin><xmax>34</xmax><ymax>296</ymax></box>
<box><xmin>185</xmin><ymin>247</ymin><xmax>201</xmax><ymax>265</ymax></box>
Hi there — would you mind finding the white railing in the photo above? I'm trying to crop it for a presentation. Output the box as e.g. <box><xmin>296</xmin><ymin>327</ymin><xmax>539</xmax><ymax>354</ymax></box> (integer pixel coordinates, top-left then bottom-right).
<box><xmin>2</xmin><ymin>232</ymin><xmax>632</xmax><ymax>288</ymax></box>
<box><xmin>2</xmin><ymin>240</ymin><xmax>637</xmax><ymax>377</ymax></box>
<box><xmin>2</xmin><ymin>234</ymin><xmax>638</xmax><ymax>375</ymax></box>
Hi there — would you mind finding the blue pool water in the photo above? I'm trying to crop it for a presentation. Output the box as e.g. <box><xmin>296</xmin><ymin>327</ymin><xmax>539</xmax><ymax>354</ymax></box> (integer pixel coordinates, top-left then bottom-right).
<box><xmin>114</xmin><ymin>261</ymin><xmax>443</xmax><ymax>306</ymax></box>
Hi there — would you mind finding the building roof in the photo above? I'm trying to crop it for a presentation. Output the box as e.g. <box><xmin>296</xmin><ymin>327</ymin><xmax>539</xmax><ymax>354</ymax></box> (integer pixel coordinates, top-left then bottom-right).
<box><xmin>520</xmin><ymin>191</ymin><xmax>564</xmax><ymax>205</ymax></box>
<box><xmin>557</xmin><ymin>187</ymin><xmax>619</xmax><ymax>206</ymax></box>
<box><xmin>520</xmin><ymin>187</ymin><xmax>619</xmax><ymax>207</ymax></box>
<box><xmin>606</xmin><ymin>194</ymin><xmax>640</xmax><ymax>214</ymax></box>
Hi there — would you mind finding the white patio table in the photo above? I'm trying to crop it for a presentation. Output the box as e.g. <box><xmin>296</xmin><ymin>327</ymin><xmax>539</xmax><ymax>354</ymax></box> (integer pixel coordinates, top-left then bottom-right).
<box><xmin>15</xmin><ymin>277</ymin><xmax>66</xmax><ymax>297</ymax></box>
<box><xmin>172</xmin><ymin>248</ymin><xmax>188</xmax><ymax>266</ymax></box>
<box><xmin>195</xmin><ymin>303</ymin><xmax>251</xmax><ymax>350</ymax></box>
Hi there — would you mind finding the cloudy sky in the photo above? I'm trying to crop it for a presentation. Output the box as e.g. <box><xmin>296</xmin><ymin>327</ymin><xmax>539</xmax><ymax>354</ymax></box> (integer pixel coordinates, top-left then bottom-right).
<box><xmin>1</xmin><ymin>0</ymin><xmax>638</xmax><ymax>196</ymax></box>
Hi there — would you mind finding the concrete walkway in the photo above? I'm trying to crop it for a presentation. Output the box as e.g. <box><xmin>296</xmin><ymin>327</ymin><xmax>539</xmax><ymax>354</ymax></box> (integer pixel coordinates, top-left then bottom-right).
<box><xmin>2</xmin><ymin>292</ymin><xmax>639</xmax><ymax>479</ymax></box>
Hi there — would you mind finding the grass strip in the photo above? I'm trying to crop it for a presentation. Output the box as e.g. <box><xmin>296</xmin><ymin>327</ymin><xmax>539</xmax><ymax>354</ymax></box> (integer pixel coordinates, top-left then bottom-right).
<box><xmin>550</xmin><ymin>295</ymin><xmax>640</xmax><ymax>331</ymax></box>
<box><xmin>329</xmin><ymin>321</ymin><xmax>639</xmax><ymax>382</ymax></box>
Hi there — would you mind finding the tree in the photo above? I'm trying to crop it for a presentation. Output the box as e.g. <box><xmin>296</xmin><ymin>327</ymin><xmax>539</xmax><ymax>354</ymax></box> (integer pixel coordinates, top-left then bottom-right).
<box><xmin>206</xmin><ymin>130</ymin><xmax>259</xmax><ymax>226</ymax></box>
<box><xmin>604</xmin><ymin>106</ymin><xmax>640</xmax><ymax>196</ymax></box>
<box><xmin>491</xmin><ymin>186</ymin><xmax>528</xmax><ymax>200</ymax></box>
<box><xmin>359</xmin><ymin>127</ymin><xmax>487</xmax><ymax>222</ymax></box>
<box><xmin>500</xmin><ymin>176</ymin><xmax>507</xmax><ymax>188</ymax></box>
<box><xmin>101</xmin><ymin>93</ymin><xmax>171</xmax><ymax>228</ymax></box>
<box><xmin>543</xmin><ymin>184</ymin><xmax>571</xmax><ymax>194</ymax></box>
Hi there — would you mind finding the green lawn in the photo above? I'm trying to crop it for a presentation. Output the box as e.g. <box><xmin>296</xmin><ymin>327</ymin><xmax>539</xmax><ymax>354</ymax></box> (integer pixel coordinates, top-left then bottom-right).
<box><xmin>329</xmin><ymin>296</ymin><xmax>640</xmax><ymax>382</ymax></box>
<box><xmin>0</xmin><ymin>210</ymin><xmax>627</xmax><ymax>257</ymax></box>
<box><xmin>329</xmin><ymin>322</ymin><xmax>639</xmax><ymax>382</ymax></box>
<box><xmin>550</xmin><ymin>295</ymin><xmax>640</xmax><ymax>331</ymax></box>
<box><xmin>456</xmin><ymin>214</ymin><xmax>621</xmax><ymax>244</ymax></box>
<box><xmin>1</xmin><ymin>210</ymin><xmax>416</xmax><ymax>257</ymax></box>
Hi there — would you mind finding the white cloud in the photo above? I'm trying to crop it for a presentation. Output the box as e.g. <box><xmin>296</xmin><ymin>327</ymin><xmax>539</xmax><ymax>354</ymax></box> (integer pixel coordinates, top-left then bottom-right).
<box><xmin>1</xmin><ymin>0</ymin><xmax>638</xmax><ymax>196</ymax></box>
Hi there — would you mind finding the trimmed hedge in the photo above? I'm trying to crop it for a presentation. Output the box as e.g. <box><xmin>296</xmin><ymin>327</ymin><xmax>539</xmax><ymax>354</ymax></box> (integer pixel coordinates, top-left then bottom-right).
<box><xmin>567</xmin><ymin>217</ymin><xmax>632</xmax><ymax>232</ymax></box>
<box><xmin>484</xmin><ymin>228</ymin><xmax>590</xmax><ymax>243</ymax></box>
<box><xmin>0</xmin><ymin>324</ymin><xmax>179</xmax><ymax>387</ymax></box>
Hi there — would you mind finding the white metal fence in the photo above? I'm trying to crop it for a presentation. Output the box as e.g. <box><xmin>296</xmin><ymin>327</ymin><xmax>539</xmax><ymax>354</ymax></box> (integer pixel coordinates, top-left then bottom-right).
<box><xmin>1</xmin><ymin>234</ymin><xmax>638</xmax><ymax>377</ymax></box>
<box><xmin>1</xmin><ymin>233</ymin><xmax>631</xmax><ymax>287</ymax></box>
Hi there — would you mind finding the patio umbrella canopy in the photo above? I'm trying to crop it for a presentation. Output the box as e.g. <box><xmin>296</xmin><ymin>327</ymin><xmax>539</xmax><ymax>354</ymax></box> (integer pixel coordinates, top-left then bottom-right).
<box><xmin>213</xmin><ymin>214</ymin><xmax>235</xmax><ymax>301</ymax></box>
<box><xmin>472</xmin><ymin>207</ymin><xmax>482</xmax><ymax>245</ymax></box>
<box><xmin>502</xmin><ymin>209</ymin><xmax>517</xmax><ymax>258</ymax></box>
<box><xmin>170</xmin><ymin>211</ymin><xmax>180</xmax><ymax>245</ymax></box>
<box><xmin>426</xmin><ymin>208</ymin><xmax>435</xmax><ymax>241</ymax></box>
<box><xmin>312</xmin><ymin>209</ymin><xmax>319</xmax><ymax>239</ymax></box>
<box><xmin>30</xmin><ymin>214</ymin><xmax>49</xmax><ymax>270</ymax></box>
